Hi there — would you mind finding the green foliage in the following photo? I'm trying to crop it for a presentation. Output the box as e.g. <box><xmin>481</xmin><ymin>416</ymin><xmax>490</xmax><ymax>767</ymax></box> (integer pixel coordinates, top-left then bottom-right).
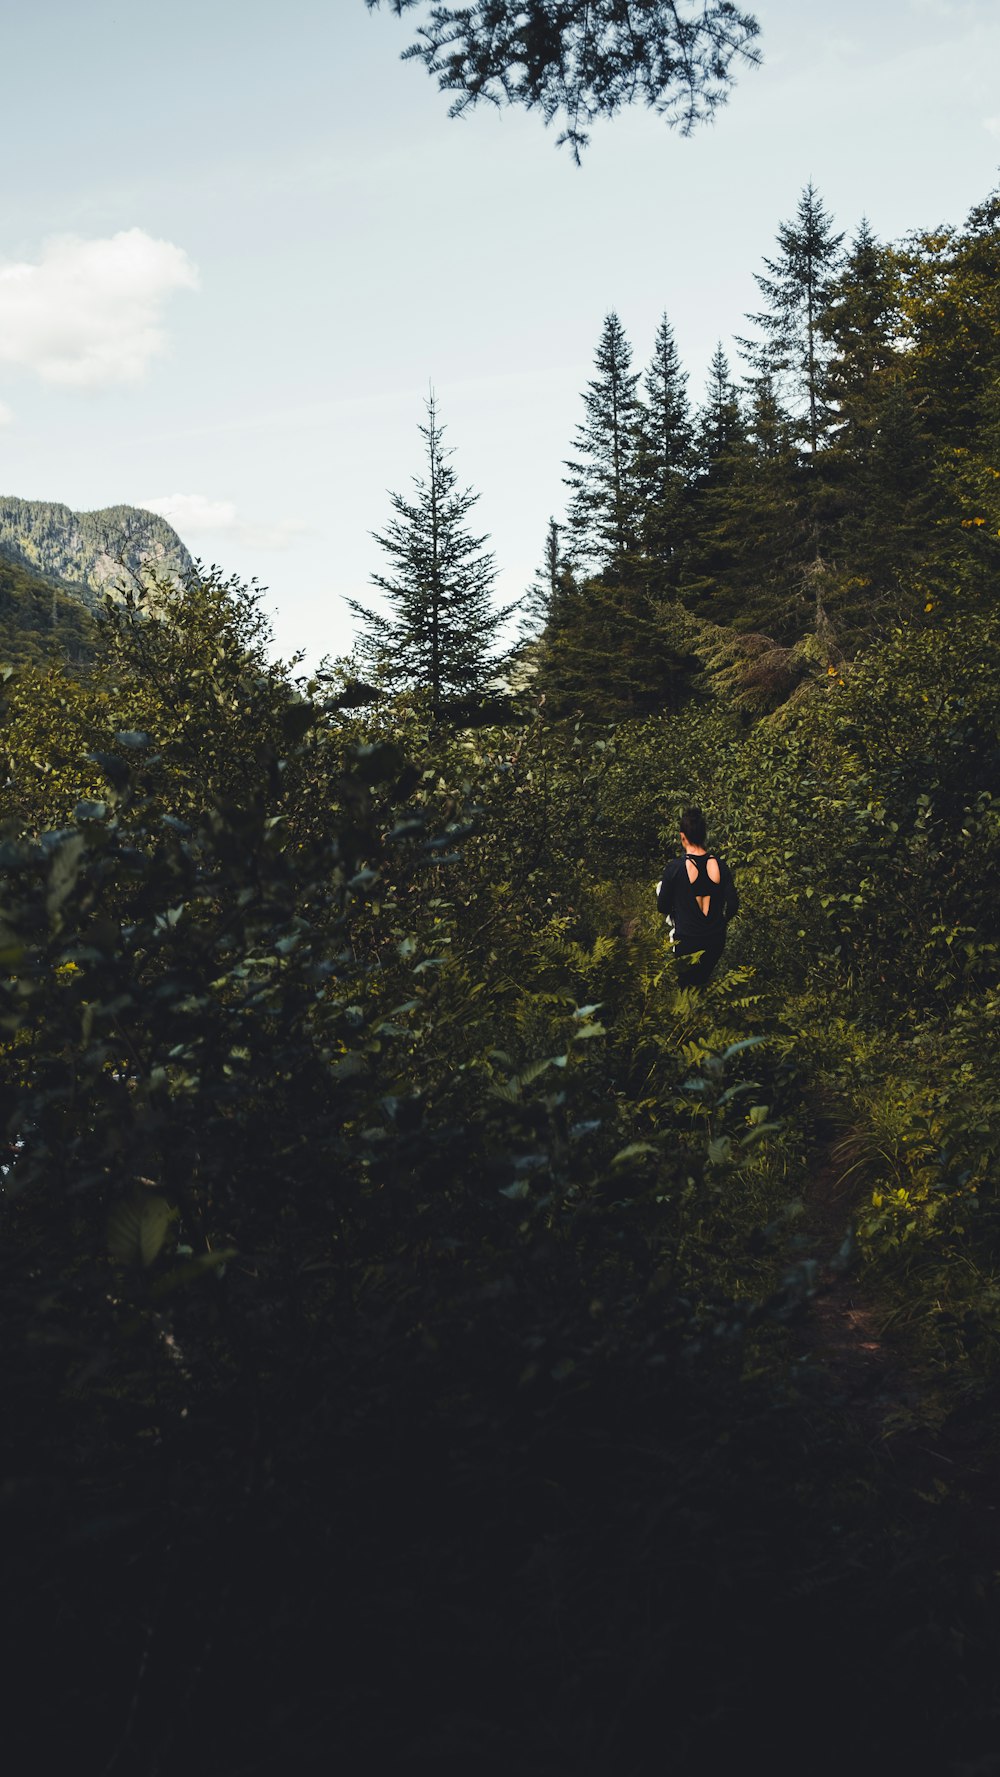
<box><xmin>537</xmin><ymin>574</ymin><xmax>698</xmax><ymax>720</ymax></box>
<box><xmin>9</xmin><ymin>183</ymin><xmax>1000</xmax><ymax>1767</ymax></box>
<box><xmin>366</xmin><ymin>0</ymin><xmax>761</xmax><ymax>159</ymax></box>
<box><xmin>1</xmin><ymin>563</ymin><xmax>857</xmax><ymax>1770</ymax></box>
<box><xmin>0</xmin><ymin>551</ymin><xmax>98</xmax><ymax>669</ymax></box>
<box><xmin>524</xmin><ymin>181</ymin><xmax>1000</xmax><ymax>714</ymax></box>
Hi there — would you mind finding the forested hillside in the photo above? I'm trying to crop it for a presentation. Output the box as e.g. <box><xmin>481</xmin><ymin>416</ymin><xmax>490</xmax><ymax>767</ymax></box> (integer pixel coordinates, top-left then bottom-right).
<box><xmin>0</xmin><ymin>498</ymin><xmax>193</xmax><ymax>609</ymax></box>
<box><xmin>3</xmin><ymin>183</ymin><xmax>1000</xmax><ymax>1775</ymax></box>
<box><xmin>522</xmin><ymin>184</ymin><xmax>1000</xmax><ymax>718</ymax></box>
<box><xmin>0</xmin><ymin>550</ymin><xmax>99</xmax><ymax>668</ymax></box>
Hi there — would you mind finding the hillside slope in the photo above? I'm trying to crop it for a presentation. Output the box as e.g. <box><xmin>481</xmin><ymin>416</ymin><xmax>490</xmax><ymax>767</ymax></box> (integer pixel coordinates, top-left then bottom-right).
<box><xmin>0</xmin><ymin>497</ymin><xmax>193</xmax><ymax>611</ymax></box>
<box><xmin>0</xmin><ymin>552</ymin><xmax>100</xmax><ymax>668</ymax></box>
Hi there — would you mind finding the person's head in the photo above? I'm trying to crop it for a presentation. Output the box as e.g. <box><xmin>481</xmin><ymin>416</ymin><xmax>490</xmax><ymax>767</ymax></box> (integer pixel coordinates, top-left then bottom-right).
<box><xmin>679</xmin><ymin>806</ymin><xmax>707</xmax><ymax>848</ymax></box>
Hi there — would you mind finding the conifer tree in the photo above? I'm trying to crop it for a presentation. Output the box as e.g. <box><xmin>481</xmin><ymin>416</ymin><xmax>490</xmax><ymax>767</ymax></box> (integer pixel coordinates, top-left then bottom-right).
<box><xmin>819</xmin><ymin>222</ymin><xmax>933</xmax><ymax>617</ymax></box>
<box><xmin>822</xmin><ymin>219</ymin><xmax>901</xmax><ymax>456</ymax></box>
<box><xmin>682</xmin><ymin>373</ymin><xmax>808</xmax><ymax>636</ymax></box>
<box><xmin>536</xmin><ymin>573</ymin><xmax>696</xmax><ymax>720</ymax></box>
<box><xmin>739</xmin><ymin>183</ymin><xmax>844</xmax><ymax>453</ymax></box>
<box><xmin>564</xmin><ymin>313</ymin><xmax>645</xmax><ymax>576</ymax></box>
<box><xmin>348</xmin><ymin>394</ymin><xmax>510</xmax><ymax>714</ymax></box>
<box><xmin>639</xmin><ymin>312</ymin><xmax>692</xmax><ymax>581</ymax></box>
<box><xmin>837</xmin><ymin>378</ymin><xmax>935</xmax><ymax>623</ymax></box>
<box><xmin>893</xmin><ymin>190</ymin><xmax>1000</xmax><ymax>607</ymax></box>
<box><xmin>519</xmin><ymin>517</ymin><xmax>573</xmax><ymax>640</ymax></box>
<box><xmin>692</xmin><ymin>344</ymin><xmax>745</xmax><ymax>475</ymax></box>
<box><xmin>366</xmin><ymin>1</ymin><xmax>762</xmax><ymax>161</ymax></box>
<box><xmin>680</xmin><ymin>345</ymin><xmax>745</xmax><ymax>614</ymax></box>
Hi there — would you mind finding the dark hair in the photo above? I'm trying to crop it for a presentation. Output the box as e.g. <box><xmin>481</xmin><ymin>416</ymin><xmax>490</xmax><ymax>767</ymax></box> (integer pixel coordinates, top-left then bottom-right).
<box><xmin>680</xmin><ymin>806</ymin><xmax>707</xmax><ymax>847</ymax></box>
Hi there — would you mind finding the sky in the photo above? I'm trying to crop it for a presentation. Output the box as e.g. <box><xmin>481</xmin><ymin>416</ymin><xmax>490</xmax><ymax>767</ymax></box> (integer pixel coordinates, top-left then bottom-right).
<box><xmin>1</xmin><ymin>0</ymin><xmax>999</xmax><ymax>667</ymax></box>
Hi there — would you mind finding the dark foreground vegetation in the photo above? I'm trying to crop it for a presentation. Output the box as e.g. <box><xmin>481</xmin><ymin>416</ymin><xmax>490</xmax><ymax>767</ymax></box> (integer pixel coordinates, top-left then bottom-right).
<box><xmin>3</xmin><ymin>561</ymin><xmax>1000</xmax><ymax>1775</ymax></box>
<box><xmin>5</xmin><ymin>174</ymin><xmax>1000</xmax><ymax>1777</ymax></box>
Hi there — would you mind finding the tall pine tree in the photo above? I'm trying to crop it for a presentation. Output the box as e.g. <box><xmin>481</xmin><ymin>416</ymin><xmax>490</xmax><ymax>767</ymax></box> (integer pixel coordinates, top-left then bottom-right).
<box><xmin>822</xmin><ymin>218</ymin><xmax>901</xmax><ymax>457</ymax></box>
<box><xmin>692</xmin><ymin>344</ymin><xmax>746</xmax><ymax>476</ymax></box>
<box><xmin>819</xmin><ymin>221</ymin><xmax>933</xmax><ymax>621</ymax></box>
<box><xmin>564</xmin><ymin>313</ymin><xmax>644</xmax><ymax>577</ymax></box>
<box><xmin>739</xmin><ymin>183</ymin><xmax>844</xmax><ymax>453</ymax></box>
<box><xmin>682</xmin><ymin>372</ymin><xmax>808</xmax><ymax>637</ymax></box>
<box><xmin>519</xmin><ymin>517</ymin><xmax>574</xmax><ymax>641</ymax></box>
<box><xmin>639</xmin><ymin>312</ymin><xmax>692</xmax><ymax>583</ymax></box>
<box><xmin>348</xmin><ymin>394</ymin><xmax>511</xmax><ymax>714</ymax></box>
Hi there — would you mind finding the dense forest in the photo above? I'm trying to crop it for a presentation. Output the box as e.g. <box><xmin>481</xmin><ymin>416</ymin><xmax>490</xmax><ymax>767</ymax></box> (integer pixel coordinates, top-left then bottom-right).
<box><xmin>3</xmin><ymin>179</ymin><xmax>1000</xmax><ymax>1774</ymax></box>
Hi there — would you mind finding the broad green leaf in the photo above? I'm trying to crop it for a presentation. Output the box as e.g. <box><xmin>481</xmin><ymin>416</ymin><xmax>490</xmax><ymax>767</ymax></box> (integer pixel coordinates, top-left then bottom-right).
<box><xmin>108</xmin><ymin>1194</ymin><xmax>175</xmax><ymax>1267</ymax></box>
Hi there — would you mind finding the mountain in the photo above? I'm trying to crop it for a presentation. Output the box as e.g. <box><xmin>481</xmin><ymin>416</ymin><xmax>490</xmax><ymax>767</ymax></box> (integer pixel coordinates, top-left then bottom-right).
<box><xmin>0</xmin><ymin>497</ymin><xmax>193</xmax><ymax>612</ymax></box>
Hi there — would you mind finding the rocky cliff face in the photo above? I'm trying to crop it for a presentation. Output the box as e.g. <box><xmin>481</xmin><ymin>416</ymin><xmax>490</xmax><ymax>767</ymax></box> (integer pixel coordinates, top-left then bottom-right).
<box><xmin>0</xmin><ymin>497</ymin><xmax>193</xmax><ymax>610</ymax></box>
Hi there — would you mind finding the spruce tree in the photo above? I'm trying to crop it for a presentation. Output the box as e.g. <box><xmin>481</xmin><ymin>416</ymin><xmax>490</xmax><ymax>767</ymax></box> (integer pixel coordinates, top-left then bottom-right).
<box><xmin>348</xmin><ymin>394</ymin><xmax>510</xmax><ymax>714</ymax></box>
<box><xmin>893</xmin><ymin>191</ymin><xmax>1000</xmax><ymax>609</ymax></box>
<box><xmin>739</xmin><ymin>183</ymin><xmax>844</xmax><ymax>453</ymax></box>
<box><xmin>537</xmin><ymin>573</ymin><xmax>696</xmax><ymax>720</ymax></box>
<box><xmin>639</xmin><ymin>312</ymin><xmax>692</xmax><ymax>582</ymax></box>
<box><xmin>564</xmin><ymin>313</ymin><xmax>645</xmax><ymax>577</ymax></box>
<box><xmin>822</xmin><ymin>219</ymin><xmax>901</xmax><ymax>456</ymax></box>
<box><xmin>692</xmin><ymin>344</ymin><xmax>746</xmax><ymax>475</ymax></box>
<box><xmin>819</xmin><ymin>222</ymin><xmax>933</xmax><ymax>619</ymax></box>
<box><xmin>682</xmin><ymin>372</ymin><xmax>808</xmax><ymax>637</ymax></box>
<box><xmin>680</xmin><ymin>345</ymin><xmax>744</xmax><ymax>612</ymax></box>
<box><xmin>838</xmin><ymin>378</ymin><xmax>935</xmax><ymax>625</ymax></box>
<box><xmin>519</xmin><ymin>517</ymin><xmax>573</xmax><ymax>641</ymax></box>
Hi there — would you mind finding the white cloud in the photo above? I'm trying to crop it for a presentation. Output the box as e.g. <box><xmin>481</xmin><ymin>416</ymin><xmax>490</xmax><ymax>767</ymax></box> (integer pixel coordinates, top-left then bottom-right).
<box><xmin>0</xmin><ymin>400</ymin><xmax>13</xmax><ymax>426</ymax></box>
<box><xmin>984</xmin><ymin>115</ymin><xmax>1000</xmax><ymax>136</ymax></box>
<box><xmin>0</xmin><ymin>229</ymin><xmax>198</xmax><ymax>389</ymax></box>
<box><xmin>141</xmin><ymin>492</ymin><xmax>306</xmax><ymax>554</ymax></box>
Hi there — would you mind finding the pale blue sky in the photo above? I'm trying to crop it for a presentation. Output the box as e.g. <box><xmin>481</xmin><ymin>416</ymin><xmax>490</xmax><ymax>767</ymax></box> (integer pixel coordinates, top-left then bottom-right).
<box><xmin>1</xmin><ymin>1</ymin><xmax>998</xmax><ymax>664</ymax></box>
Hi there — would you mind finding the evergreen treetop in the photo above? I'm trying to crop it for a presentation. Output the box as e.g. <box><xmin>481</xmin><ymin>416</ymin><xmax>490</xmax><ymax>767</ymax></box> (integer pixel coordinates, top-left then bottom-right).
<box><xmin>519</xmin><ymin>516</ymin><xmax>574</xmax><ymax>642</ymax></box>
<box><xmin>348</xmin><ymin>393</ymin><xmax>511</xmax><ymax>714</ymax></box>
<box><xmin>739</xmin><ymin>182</ymin><xmax>844</xmax><ymax>453</ymax></box>
<box><xmin>638</xmin><ymin>313</ymin><xmax>693</xmax><ymax>570</ymax></box>
<box><xmin>693</xmin><ymin>344</ymin><xmax>746</xmax><ymax>474</ymax></box>
<box><xmin>564</xmin><ymin>312</ymin><xmax>645</xmax><ymax>577</ymax></box>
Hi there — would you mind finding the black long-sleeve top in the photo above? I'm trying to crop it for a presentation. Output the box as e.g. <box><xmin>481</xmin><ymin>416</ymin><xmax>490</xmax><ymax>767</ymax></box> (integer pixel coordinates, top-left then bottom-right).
<box><xmin>657</xmin><ymin>851</ymin><xmax>739</xmax><ymax>944</ymax></box>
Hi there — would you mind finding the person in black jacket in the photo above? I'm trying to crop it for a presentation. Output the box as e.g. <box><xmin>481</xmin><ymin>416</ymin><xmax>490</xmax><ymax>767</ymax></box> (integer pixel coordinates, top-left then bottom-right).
<box><xmin>656</xmin><ymin>807</ymin><xmax>738</xmax><ymax>985</ymax></box>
